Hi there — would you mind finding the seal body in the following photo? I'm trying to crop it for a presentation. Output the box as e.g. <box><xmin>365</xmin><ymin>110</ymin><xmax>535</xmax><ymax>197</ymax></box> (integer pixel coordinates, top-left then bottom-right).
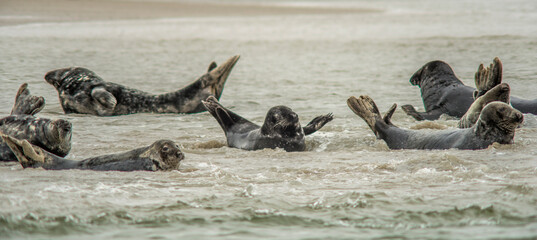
<box><xmin>202</xmin><ymin>96</ymin><xmax>333</xmax><ymax>152</ymax></box>
<box><xmin>0</xmin><ymin>115</ymin><xmax>72</xmax><ymax>161</ymax></box>
<box><xmin>348</xmin><ymin>95</ymin><xmax>523</xmax><ymax>150</ymax></box>
<box><xmin>403</xmin><ymin>60</ymin><xmax>537</xmax><ymax>120</ymax></box>
<box><xmin>44</xmin><ymin>55</ymin><xmax>240</xmax><ymax>116</ymax></box>
<box><xmin>1</xmin><ymin>135</ymin><xmax>184</xmax><ymax>171</ymax></box>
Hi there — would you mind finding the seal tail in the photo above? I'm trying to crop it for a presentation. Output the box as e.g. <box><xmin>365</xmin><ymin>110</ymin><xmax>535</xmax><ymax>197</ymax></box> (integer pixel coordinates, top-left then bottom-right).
<box><xmin>0</xmin><ymin>133</ymin><xmax>46</xmax><ymax>168</ymax></box>
<box><xmin>10</xmin><ymin>83</ymin><xmax>45</xmax><ymax>115</ymax></box>
<box><xmin>474</xmin><ymin>57</ymin><xmax>502</xmax><ymax>99</ymax></box>
<box><xmin>208</xmin><ymin>55</ymin><xmax>240</xmax><ymax>100</ymax></box>
<box><xmin>347</xmin><ymin>95</ymin><xmax>391</xmax><ymax>138</ymax></box>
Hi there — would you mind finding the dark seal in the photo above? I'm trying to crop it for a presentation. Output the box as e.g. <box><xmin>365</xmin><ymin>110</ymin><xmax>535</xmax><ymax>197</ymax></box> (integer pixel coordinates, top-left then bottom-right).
<box><xmin>1</xmin><ymin>83</ymin><xmax>71</xmax><ymax>161</ymax></box>
<box><xmin>402</xmin><ymin>57</ymin><xmax>537</xmax><ymax>121</ymax></box>
<box><xmin>2</xmin><ymin>134</ymin><xmax>184</xmax><ymax>171</ymax></box>
<box><xmin>202</xmin><ymin>96</ymin><xmax>333</xmax><ymax>152</ymax></box>
<box><xmin>347</xmin><ymin>95</ymin><xmax>523</xmax><ymax>150</ymax></box>
<box><xmin>44</xmin><ymin>55</ymin><xmax>240</xmax><ymax>116</ymax></box>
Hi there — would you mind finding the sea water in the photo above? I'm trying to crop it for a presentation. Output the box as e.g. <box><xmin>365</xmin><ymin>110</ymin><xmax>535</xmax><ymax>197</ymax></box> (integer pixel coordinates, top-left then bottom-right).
<box><xmin>1</xmin><ymin>0</ymin><xmax>537</xmax><ymax>239</ymax></box>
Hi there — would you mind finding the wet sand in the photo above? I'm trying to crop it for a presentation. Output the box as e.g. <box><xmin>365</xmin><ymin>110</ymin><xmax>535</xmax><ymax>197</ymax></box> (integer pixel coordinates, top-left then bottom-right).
<box><xmin>0</xmin><ymin>0</ymin><xmax>377</xmax><ymax>26</ymax></box>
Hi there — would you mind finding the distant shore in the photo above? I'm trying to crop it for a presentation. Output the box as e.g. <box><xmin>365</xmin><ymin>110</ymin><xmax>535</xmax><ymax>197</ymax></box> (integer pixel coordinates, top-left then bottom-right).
<box><xmin>0</xmin><ymin>0</ymin><xmax>378</xmax><ymax>26</ymax></box>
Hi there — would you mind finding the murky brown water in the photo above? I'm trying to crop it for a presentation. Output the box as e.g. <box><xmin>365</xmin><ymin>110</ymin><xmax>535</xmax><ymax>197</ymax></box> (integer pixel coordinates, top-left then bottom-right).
<box><xmin>1</xmin><ymin>0</ymin><xmax>537</xmax><ymax>239</ymax></box>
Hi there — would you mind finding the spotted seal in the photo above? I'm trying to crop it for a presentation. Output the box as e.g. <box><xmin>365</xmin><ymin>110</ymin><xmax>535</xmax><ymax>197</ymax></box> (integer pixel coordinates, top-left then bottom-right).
<box><xmin>402</xmin><ymin>57</ymin><xmax>536</xmax><ymax>120</ymax></box>
<box><xmin>44</xmin><ymin>55</ymin><xmax>240</xmax><ymax>116</ymax></box>
<box><xmin>202</xmin><ymin>96</ymin><xmax>333</xmax><ymax>152</ymax></box>
<box><xmin>347</xmin><ymin>95</ymin><xmax>523</xmax><ymax>150</ymax></box>
<box><xmin>1</xmin><ymin>84</ymin><xmax>72</xmax><ymax>161</ymax></box>
<box><xmin>2</xmin><ymin>134</ymin><xmax>183</xmax><ymax>171</ymax></box>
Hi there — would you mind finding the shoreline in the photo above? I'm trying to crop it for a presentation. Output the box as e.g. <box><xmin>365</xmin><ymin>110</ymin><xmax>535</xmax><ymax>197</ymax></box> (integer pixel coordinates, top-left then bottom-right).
<box><xmin>0</xmin><ymin>0</ymin><xmax>379</xmax><ymax>26</ymax></box>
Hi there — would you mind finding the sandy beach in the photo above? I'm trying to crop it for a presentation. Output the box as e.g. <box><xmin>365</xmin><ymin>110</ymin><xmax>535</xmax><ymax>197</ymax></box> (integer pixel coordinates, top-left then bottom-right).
<box><xmin>0</xmin><ymin>0</ymin><xmax>377</xmax><ymax>26</ymax></box>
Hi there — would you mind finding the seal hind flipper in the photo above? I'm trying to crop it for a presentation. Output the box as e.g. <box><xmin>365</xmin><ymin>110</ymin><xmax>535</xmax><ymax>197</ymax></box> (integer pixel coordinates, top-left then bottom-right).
<box><xmin>347</xmin><ymin>96</ymin><xmax>384</xmax><ymax>138</ymax></box>
<box><xmin>207</xmin><ymin>61</ymin><xmax>217</xmax><ymax>72</ymax></box>
<box><xmin>383</xmin><ymin>103</ymin><xmax>397</xmax><ymax>126</ymax></box>
<box><xmin>202</xmin><ymin>96</ymin><xmax>257</xmax><ymax>134</ymax></box>
<box><xmin>474</xmin><ymin>57</ymin><xmax>503</xmax><ymax>99</ymax></box>
<box><xmin>1</xmin><ymin>133</ymin><xmax>46</xmax><ymax>168</ymax></box>
<box><xmin>91</xmin><ymin>87</ymin><xmax>117</xmax><ymax>110</ymax></box>
<box><xmin>10</xmin><ymin>83</ymin><xmax>45</xmax><ymax>115</ymax></box>
<box><xmin>303</xmin><ymin>113</ymin><xmax>334</xmax><ymax>135</ymax></box>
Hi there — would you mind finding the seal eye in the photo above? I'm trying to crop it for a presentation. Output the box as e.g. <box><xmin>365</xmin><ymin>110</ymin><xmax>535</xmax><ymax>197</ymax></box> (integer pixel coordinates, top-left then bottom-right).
<box><xmin>162</xmin><ymin>146</ymin><xmax>169</xmax><ymax>153</ymax></box>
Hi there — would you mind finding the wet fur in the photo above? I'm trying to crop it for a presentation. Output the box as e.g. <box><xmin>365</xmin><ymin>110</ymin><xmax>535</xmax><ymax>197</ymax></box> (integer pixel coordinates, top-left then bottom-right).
<box><xmin>45</xmin><ymin>55</ymin><xmax>240</xmax><ymax>116</ymax></box>
<box><xmin>403</xmin><ymin>59</ymin><xmax>537</xmax><ymax>120</ymax></box>
<box><xmin>2</xmin><ymin>135</ymin><xmax>183</xmax><ymax>171</ymax></box>
<box><xmin>348</xmin><ymin>95</ymin><xmax>523</xmax><ymax>150</ymax></box>
<box><xmin>202</xmin><ymin>96</ymin><xmax>333</xmax><ymax>152</ymax></box>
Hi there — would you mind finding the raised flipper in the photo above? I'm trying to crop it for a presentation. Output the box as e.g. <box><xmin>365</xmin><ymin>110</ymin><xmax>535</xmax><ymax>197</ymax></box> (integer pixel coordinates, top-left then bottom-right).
<box><xmin>383</xmin><ymin>103</ymin><xmax>397</xmax><ymax>126</ymax></box>
<box><xmin>207</xmin><ymin>61</ymin><xmax>217</xmax><ymax>72</ymax></box>
<box><xmin>1</xmin><ymin>133</ymin><xmax>47</xmax><ymax>168</ymax></box>
<box><xmin>303</xmin><ymin>113</ymin><xmax>333</xmax><ymax>135</ymax></box>
<box><xmin>10</xmin><ymin>83</ymin><xmax>45</xmax><ymax>115</ymax></box>
<box><xmin>202</xmin><ymin>96</ymin><xmax>258</xmax><ymax>134</ymax></box>
<box><xmin>91</xmin><ymin>87</ymin><xmax>117</xmax><ymax>109</ymax></box>
<box><xmin>347</xmin><ymin>96</ymin><xmax>384</xmax><ymax>138</ymax></box>
<box><xmin>474</xmin><ymin>57</ymin><xmax>503</xmax><ymax>99</ymax></box>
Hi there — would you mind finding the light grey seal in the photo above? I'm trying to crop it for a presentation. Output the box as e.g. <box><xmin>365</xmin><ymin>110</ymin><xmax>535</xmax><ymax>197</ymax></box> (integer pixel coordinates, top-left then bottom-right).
<box><xmin>202</xmin><ymin>96</ymin><xmax>333</xmax><ymax>152</ymax></box>
<box><xmin>44</xmin><ymin>55</ymin><xmax>240</xmax><ymax>116</ymax></box>
<box><xmin>347</xmin><ymin>95</ymin><xmax>523</xmax><ymax>150</ymax></box>
<box><xmin>2</xmin><ymin>134</ymin><xmax>183</xmax><ymax>171</ymax></box>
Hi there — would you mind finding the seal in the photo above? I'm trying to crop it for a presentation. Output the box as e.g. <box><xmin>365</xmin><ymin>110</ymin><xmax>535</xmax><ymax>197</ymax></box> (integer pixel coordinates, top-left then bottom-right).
<box><xmin>0</xmin><ymin>115</ymin><xmax>72</xmax><ymax>161</ymax></box>
<box><xmin>10</xmin><ymin>83</ymin><xmax>45</xmax><ymax>115</ymax></box>
<box><xmin>402</xmin><ymin>58</ymin><xmax>537</xmax><ymax>120</ymax></box>
<box><xmin>44</xmin><ymin>55</ymin><xmax>240</xmax><ymax>116</ymax></box>
<box><xmin>347</xmin><ymin>95</ymin><xmax>523</xmax><ymax>150</ymax></box>
<box><xmin>201</xmin><ymin>96</ymin><xmax>333</xmax><ymax>152</ymax></box>
<box><xmin>1</xmin><ymin>83</ymin><xmax>70</xmax><ymax>162</ymax></box>
<box><xmin>1</xmin><ymin>134</ymin><xmax>183</xmax><ymax>171</ymax></box>
<box><xmin>458</xmin><ymin>83</ymin><xmax>510</xmax><ymax>128</ymax></box>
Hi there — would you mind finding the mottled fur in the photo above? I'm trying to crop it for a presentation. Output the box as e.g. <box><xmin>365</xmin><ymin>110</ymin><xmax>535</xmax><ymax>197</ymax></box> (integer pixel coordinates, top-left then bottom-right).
<box><xmin>458</xmin><ymin>83</ymin><xmax>510</xmax><ymax>128</ymax></box>
<box><xmin>45</xmin><ymin>55</ymin><xmax>240</xmax><ymax>116</ymax></box>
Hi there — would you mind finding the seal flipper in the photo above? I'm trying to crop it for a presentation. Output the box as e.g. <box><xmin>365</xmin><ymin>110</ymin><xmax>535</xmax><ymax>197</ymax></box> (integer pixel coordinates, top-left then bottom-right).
<box><xmin>1</xmin><ymin>133</ymin><xmax>46</xmax><ymax>168</ymax></box>
<box><xmin>347</xmin><ymin>96</ymin><xmax>385</xmax><ymax>139</ymax></box>
<box><xmin>383</xmin><ymin>103</ymin><xmax>397</xmax><ymax>126</ymax></box>
<box><xmin>474</xmin><ymin>57</ymin><xmax>503</xmax><ymax>99</ymax></box>
<box><xmin>10</xmin><ymin>83</ymin><xmax>45</xmax><ymax>115</ymax></box>
<box><xmin>401</xmin><ymin>104</ymin><xmax>444</xmax><ymax>121</ymax></box>
<box><xmin>303</xmin><ymin>113</ymin><xmax>334</xmax><ymax>135</ymax></box>
<box><xmin>207</xmin><ymin>61</ymin><xmax>217</xmax><ymax>72</ymax></box>
<box><xmin>202</xmin><ymin>96</ymin><xmax>258</xmax><ymax>134</ymax></box>
<box><xmin>91</xmin><ymin>87</ymin><xmax>117</xmax><ymax>110</ymax></box>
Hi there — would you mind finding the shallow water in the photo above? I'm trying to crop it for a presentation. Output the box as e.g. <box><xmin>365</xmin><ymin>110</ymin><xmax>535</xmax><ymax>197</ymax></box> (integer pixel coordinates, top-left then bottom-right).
<box><xmin>1</xmin><ymin>0</ymin><xmax>537</xmax><ymax>239</ymax></box>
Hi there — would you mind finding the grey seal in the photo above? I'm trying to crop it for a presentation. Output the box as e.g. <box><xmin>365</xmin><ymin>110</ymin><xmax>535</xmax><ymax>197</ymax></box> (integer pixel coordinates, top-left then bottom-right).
<box><xmin>347</xmin><ymin>95</ymin><xmax>523</xmax><ymax>150</ymax></box>
<box><xmin>1</xmin><ymin>83</ymin><xmax>72</xmax><ymax>161</ymax></box>
<box><xmin>402</xmin><ymin>57</ymin><xmax>537</xmax><ymax>120</ymax></box>
<box><xmin>2</xmin><ymin>134</ymin><xmax>183</xmax><ymax>171</ymax></box>
<box><xmin>44</xmin><ymin>55</ymin><xmax>240</xmax><ymax>116</ymax></box>
<box><xmin>458</xmin><ymin>83</ymin><xmax>510</xmax><ymax>128</ymax></box>
<box><xmin>201</xmin><ymin>96</ymin><xmax>333</xmax><ymax>152</ymax></box>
